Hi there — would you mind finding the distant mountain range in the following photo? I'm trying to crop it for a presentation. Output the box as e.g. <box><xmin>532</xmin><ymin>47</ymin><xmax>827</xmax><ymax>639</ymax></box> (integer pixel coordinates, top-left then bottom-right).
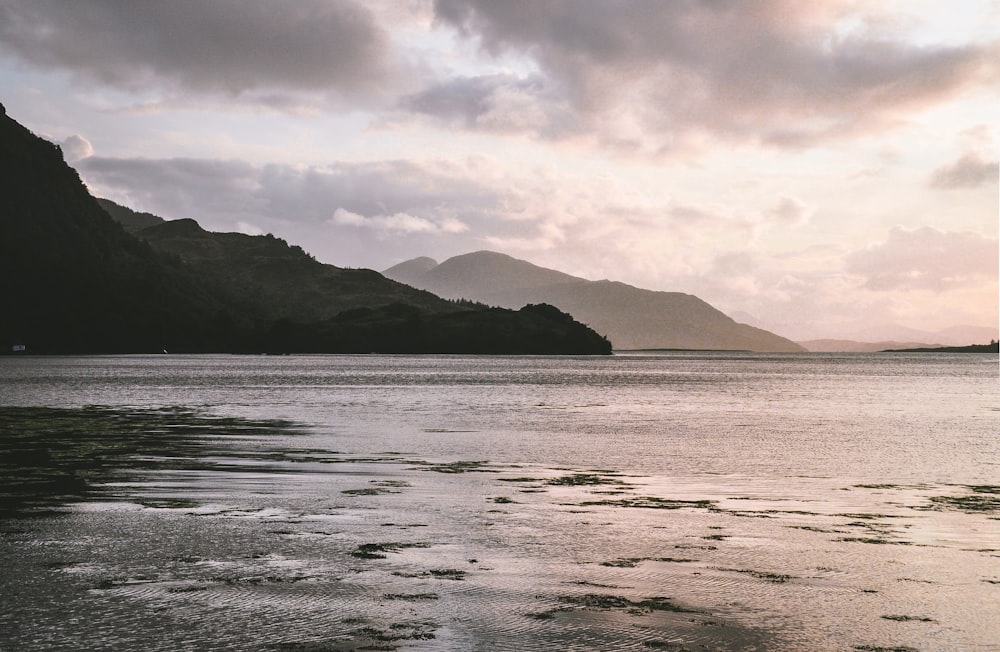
<box><xmin>882</xmin><ymin>342</ymin><xmax>998</xmax><ymax>353</ymax></box>
<box><xmin>731</xmin><ymin>310</ymin><xmax>998</xmax><ymax>350</ymax></box>
<box><xmin>385</xmin><ymin>252</ymin><xmax>804</xmax><ymax>352</ymax></box>
<box><xmin>0</xmin><ymin>105</ymin><xmax>610</xmax><ymax>355</ymax></box>
<box><xmin>797</xmin><ymin>339</ymin><xmax>942</xmax><ymax>353</ymax></box>
<box><xmin>9</xmin><ymin>99</ymin><xmax>982</xmax><ymax>356</ymax></box>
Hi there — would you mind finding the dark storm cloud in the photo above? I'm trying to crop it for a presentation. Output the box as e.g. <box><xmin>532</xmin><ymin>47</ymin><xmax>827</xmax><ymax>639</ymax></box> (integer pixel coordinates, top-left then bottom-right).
<box><xmin>398</xmin><ymin>73</ymin><xmax>578</xmax><ymax>136</ymax></box>
<box><xmin>432</xmin><ymin>0</ymin><xmax>997</xmax><ymax>148</ymax></box>
<box><xmin>402</xmin><ymin>75</ymin><xmax>521</xmax><ymax>122</ymax></box>
<box><xmin>5</xmin><ymin>1</ymin><xmax>992</xmax><ymax>149</ymax></box>
<box><xmin>0</xmin><ymin>0</ymin><xmax>392</xmax><ymax>98</ymax></box>
<box><xmin>929</xmin><ymin>153</ymin><xmax>999</xmax><ymax>189</ymax></box>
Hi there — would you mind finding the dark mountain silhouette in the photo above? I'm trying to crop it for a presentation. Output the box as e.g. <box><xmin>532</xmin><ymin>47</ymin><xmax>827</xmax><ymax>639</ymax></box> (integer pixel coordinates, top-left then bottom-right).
<box><xmin>0</xmin><ymin>105</ymin><xmax>609</xmax><ymax>355</ymax></box>
<box><xmin>112</xmin><ymin>207</ymin><xmax>452</xmax><ymax>324</ymax></box>
<box><xmin>0</xmin><ymin>105</ymin><xmax>230</xmax><ymax>353</ymax></box>
<box><xmin>97</xmin><ymin>198</ymin><xmax>165</xmax><ymax>233</ymax></box>
<box><xmin>266</xmin><ymin>302</ymin><xmax>612</xmax><ymax>355</ymax></box>
<box><xmin>385</xmin><ymin>251</ymin><xmax>804</xmax><ymax>352</ymax></box>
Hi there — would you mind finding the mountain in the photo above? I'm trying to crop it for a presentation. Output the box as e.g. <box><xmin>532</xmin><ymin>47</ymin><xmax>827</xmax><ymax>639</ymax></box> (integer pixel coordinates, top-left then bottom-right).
<box><xmin>922</xmin><ymin>325</ymin><xmax>999</xmax><ymax>347</ymax></box>
<box><xmin>117</xmin><ymin>216</ymin><xmax>608</xmax><ymax>353</ymax></box>
<box><xmin>725</xmin><ymin>310</ymin><xmax>999</xmax><ymax>346</ymax></box>
<box><xmin>384</xmin><ymin>251</ymin><xmax>804</xmax><ymax>352</ymax></box>
<box><xmin>798</xmin><ymin>339</ymin><xmax>943</xmax><ymax>353</ymax></box>
<box><xmin>1</xmin><ymin>105</ymin><xmax>610</xmax><ymax>355</ymax></box>
<box><xmin>798</xmin><ymin>325</ymin><xmax>999</xmax><ymax>351</ymax></box>
<box><xmin>266</xmin><ymin>302</ymin><xmax>612</xmax><ymax>355</ymax></box>
<box><xmin>406</xmin><ymin>251</ymin><xmax>581</xmax><ymax>297</ymax></box>
<box><xmin>383</xmin><ymin>256</ymin><xmax>439</xmax><ymax>286</ymax></box>
<box><xmin>96</xmin><ymin>198</ymin><xmax>165</xmax><ymax>233</ymax></box>
<box><xmin>881</xmin><ymin>342</ymin><xmax>999</xmax><ymax>353</ymax></box>
<box><xmin>117</xmin><ymin>211</ymin><xmax>453</xmax><ymax>324</ymax></box>
<box><xmin>0</xmin><ymin>104</ymin><xmax>231</xmax><ymax>353</ymax></box>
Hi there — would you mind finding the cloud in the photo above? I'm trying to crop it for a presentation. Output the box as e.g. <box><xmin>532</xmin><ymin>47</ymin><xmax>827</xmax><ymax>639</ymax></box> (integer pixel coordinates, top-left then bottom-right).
<box><xmin>845</xmin><ymin>226</ymin><xmax>998</xmax><ymax>291</ymax></box>
<box><xmin>78</xmin><ymin>157</ymin><xmax>265</xmax><ymax>220</ymax></box>
<box><xmin>73</xmin><ymin>151</ymin><xmax>753</xmax><ymax>274</ymax></box>
<box><xmin>0</xmin><ymin>0</ymin><xmax>398</xmax><ymax>103</ymax></box>
<box><xmin>431</xmin><ymin>0</ymin><xmax>998</xmax><ymax>150</ymax></box>
<box><xmin>79</xmin><ymin>156</ymin><xmax>494</xmax><ymax>221</ymax></box>
<box><xmin>59</xmin><ymin>134</ymin><xmax>93</xmax><ymax>162</ymax></box>
<box><xmin>705</xmin><ymin>243</ymin><xmax>999</xmax><ymax>341</ymax></box>
<box><xmin>236</xmin><ymin>221</ymin><xmax>265</xmax><ymax>236</ymax></box>
<box><xmin>70</xmin><ymin>149</ymin><xmax>999</xmax><ymax>339</ymax></box>
<box><xmin>765</xmin><ymin>196</ymin><xmax>812</xmax><ymax>226</ymax></box>
<box><xmin>73</xmin><ymin>154</ymin><xmax>509</xmax><ymax>266</ymax></box>
<box><xmin>6</xmin><ymin>1</ymin><xmax>994</xmax><ymax>152</ymax></box>
<box><xmin>929</xmin><ymin>152</ymin><xmax>999</xmax><ymax>189</ymax></box>
<box><xmin>398</xmin><ymin>73</ymin><xmax>574</xmax><ymax>136</ymax></box>
<box><xmin>68</xmin><ymin>149</ymin><xmax>998</xmax><ymax>339</ymax></box>
<box><xmin>331</xmin><ymin>207</ymin><xmax>468</xmax><ymax>234</ymax></box>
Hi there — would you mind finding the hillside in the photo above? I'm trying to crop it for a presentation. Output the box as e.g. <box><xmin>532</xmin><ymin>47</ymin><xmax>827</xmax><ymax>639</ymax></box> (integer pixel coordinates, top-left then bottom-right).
<box><xmin>411</xmin><ymin>251</ymin><xmax>581</xmax><ymax>297</ymax></box>
<box><xmin>97</xmin><ymin>198</ymin><xmax>165</xmax><ymax>233</ymax></box>
<box><xmin>0</xmin><ymin>105</ymin><xmax>610</xmax><ymax>355</ymax></box>
<box><xmin>385</xmin><ymin>252</ymin><xmax>804</xmax><ymax>352</ymax></box>
<box><xmin>382</xmin><ymin>256</ymin><xmax>439</xmax><ymax>286</ymax></box>
<box><xmin>112</xmin><ymin>207</ymin><xmax>454</xmax><ymax>324</ymax></box>
<box><xmin>119</xmin><ymin>214</ymin><xmax>609</xmax><ymax>353</ymax></box>
<box><xmin>267</xmin><ymin>303</ymin><xmax>612</xmax><ymax>355</ymax></box>
<box><xmin>0</xmin><ymin>105</ymin><xmax>229</xmax><ymax>353</ymax></box>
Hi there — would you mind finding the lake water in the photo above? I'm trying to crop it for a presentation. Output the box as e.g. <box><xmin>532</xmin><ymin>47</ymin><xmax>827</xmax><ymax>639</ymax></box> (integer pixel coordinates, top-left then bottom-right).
<box><xmin>1</xmin><ymin>353</ymin><xmax>998</xmax><ymax>651</ymax></box>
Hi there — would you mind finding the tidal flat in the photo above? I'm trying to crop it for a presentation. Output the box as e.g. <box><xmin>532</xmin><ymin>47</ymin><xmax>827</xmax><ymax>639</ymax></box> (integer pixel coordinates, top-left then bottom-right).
<box><xmin>2</xmin><ymin>403</ymin><xmax>998</xmax><ymax>651</ymax></box>
<box><xmin>1</xmin><ymin>352</ymin><xmax>998</xmax><ymax>650</ymax></box>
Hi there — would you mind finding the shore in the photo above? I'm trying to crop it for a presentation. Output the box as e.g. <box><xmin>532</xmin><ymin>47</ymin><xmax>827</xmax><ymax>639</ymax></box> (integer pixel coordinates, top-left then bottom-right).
<box><xmin>3</xmin><ymin>406</ymin><xmax>998</xmax><ymax>650</ymax></box>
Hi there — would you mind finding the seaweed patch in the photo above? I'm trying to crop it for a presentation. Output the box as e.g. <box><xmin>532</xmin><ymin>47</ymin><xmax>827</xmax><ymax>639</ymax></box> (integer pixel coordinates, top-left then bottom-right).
<box><xmin>927</xmin><ymin>491</ymin><xmax>1000</xmax><ymax>513</ymax></box>
<box><xmin>350</xmin><ymin>542</ymin><xmax>430</xmax><ymax>559</ymax></box>
<box><xmin>579</xmin><ymin>496</ymin><xmax>715</xmax><ymax>510</ymax></box>
<box><xmin>557</xmin><ymin>593</ymin><xmax>700</xmax><ymax>614</ymax></box>
<box><xmin>715</xmin><ymin>568</ymin><xmax>793</xmax><ymax>583</ymax></box>
<box><xmin>411</xmin><ymin>460</ymin><xmax>498</xmax><ymax>474</ymax></box>
<box><xmin>602</xmin><ymin>557</ymin><xmax>696</xmax><ymax>568</ymax></box>
<box><xmin>547</xmin><ymin>473</ymin><xmax>630</xmax><ymax>487</ymax></box>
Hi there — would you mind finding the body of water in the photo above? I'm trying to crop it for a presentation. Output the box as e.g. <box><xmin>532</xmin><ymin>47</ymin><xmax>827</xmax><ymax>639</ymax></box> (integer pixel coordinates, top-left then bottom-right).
<box><xmin>1</xmin><ymin>353</ymin><xmax>997</xmax><ymax>650</ymax></box>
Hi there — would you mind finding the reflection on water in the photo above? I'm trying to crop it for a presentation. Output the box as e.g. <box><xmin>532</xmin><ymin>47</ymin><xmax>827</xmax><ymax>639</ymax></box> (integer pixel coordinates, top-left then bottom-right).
<box><xmin>0</xmin><ymin>406</ymin><xmax>303</xmax><ymax>518</ymax></box>
<box><xmin>1</xmin><ymin>354</ymin><xmax>998</xmax><ymax>650</ymax></box>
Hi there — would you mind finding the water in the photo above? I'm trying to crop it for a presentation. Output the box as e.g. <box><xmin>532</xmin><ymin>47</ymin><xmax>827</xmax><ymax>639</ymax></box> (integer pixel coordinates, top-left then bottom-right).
<box><xmin>1</xmin><ymin>353</ymin><xmax>998</xmax><ymax>650</ymax></box>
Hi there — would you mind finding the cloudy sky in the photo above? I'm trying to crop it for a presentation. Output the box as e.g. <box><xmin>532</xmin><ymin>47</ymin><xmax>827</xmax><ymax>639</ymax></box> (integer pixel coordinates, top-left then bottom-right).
<box><xmin>2</xmin><ymin>0</ymin><xmax>997</xmax><ymax>341</ymax></box>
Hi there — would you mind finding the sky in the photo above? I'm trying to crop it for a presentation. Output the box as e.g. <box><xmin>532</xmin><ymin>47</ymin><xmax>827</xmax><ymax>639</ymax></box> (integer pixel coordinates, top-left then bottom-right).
<box><xmin>1</xmin><ymin>0</ymin><xmax>998</xmax><ymax>342</ymax></box>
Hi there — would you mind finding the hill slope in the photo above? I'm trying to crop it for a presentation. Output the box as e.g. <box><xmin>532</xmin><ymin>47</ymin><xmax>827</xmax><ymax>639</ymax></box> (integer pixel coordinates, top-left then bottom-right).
<box><xmin>0</xmin><ymin>105</ymin><xmax>609</xmax><ymax>354</ymax></box>
<box><xmin>385</xmin><ymin>251</ymin><xmax>803</xmax><ymax>352</ymax></box>
<box><xmin>413</xmin><ymin>251</ymin><xmax>581</xmax><ymax>297</ymax></box>
<box><xmin>97</xmin><ymin>198</ymin><xmax>165</xmax><ymax>233</ymax></box>
<box><xmin>119</xmin><ymin>216</ymin><xmax>609</xmax><ymax>353</ymax></box>
<box><xmin>0</xmin><ymin>105</ymin><xmax>229</xmax><ymax>353</ymax></box>
<box><xmin>124</xmin><ymin>212</ymin><xmax>454</xmax><ymax>324</ymax></box>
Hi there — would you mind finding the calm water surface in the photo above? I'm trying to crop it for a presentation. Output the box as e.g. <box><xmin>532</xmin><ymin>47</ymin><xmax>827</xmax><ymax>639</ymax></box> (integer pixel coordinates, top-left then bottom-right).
<box><xmin>1</xmin><ymin>353</ymin><xmax>997</xmax><ymax>650</ymax></box>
